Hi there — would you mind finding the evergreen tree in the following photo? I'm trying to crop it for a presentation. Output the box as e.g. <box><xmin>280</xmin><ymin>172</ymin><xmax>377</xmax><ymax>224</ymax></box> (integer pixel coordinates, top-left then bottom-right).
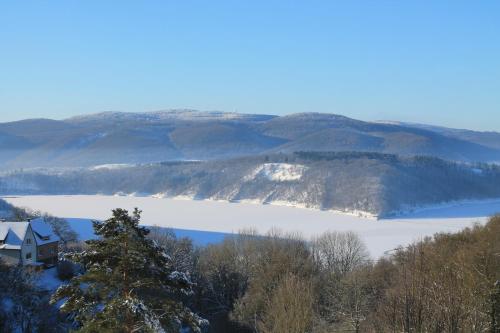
<box><xmin>51</xmin><ymin>208</ymin><xmax>207</xmax><ymax>333</ymax></box>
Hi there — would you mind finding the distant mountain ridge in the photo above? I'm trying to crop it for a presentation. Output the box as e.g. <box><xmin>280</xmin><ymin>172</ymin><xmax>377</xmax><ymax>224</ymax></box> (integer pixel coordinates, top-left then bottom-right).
<box><xmin>67</xmin><ymin>109</ymin><xmax>277</xmax><ymax>123</ymax></box>
<box><xmin>0</xmin><ymin>110</ymin><xmax>499</xmax><ymax>169</ymax></box>
<box><xmin>377</xmin><ymin>120</ymin><xmax>500</xmax><ymax>150</ymax></box>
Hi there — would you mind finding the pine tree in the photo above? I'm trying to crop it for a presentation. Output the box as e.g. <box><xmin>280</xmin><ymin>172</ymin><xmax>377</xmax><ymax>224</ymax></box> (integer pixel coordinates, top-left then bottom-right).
<box><xmin>51</xmin><ymin>208</ymin><xmax>207</xmax><ymax>333</ymax></box>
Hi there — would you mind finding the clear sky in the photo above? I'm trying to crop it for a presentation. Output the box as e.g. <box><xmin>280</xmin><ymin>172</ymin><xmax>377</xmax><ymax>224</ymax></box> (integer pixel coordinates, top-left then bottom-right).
<box><xmin>1</xmin><ymin>1</ymin><xmax>499</xmax><ymax>131</ymax></box>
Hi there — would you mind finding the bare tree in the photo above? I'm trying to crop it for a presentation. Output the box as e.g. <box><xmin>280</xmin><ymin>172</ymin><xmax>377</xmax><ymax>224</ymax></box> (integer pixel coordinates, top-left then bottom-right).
<box><xmin>41</xmin><ymin>214</ymin><xmax>78</xmax><ymax>245</ymax></box>
<box><xmin>311</xmin><ymin>231</ymin><xmax>370</xmax><ymax>276</ymax></box>
<box><xmin>258</xmin><ymin>274</ymin><xmax>315</xmax><ymax>333</ymax></box>
<box><xmin>148</xmin><ymin>225</ymin><xmax>196</xmax><ymax>273</ymax></box>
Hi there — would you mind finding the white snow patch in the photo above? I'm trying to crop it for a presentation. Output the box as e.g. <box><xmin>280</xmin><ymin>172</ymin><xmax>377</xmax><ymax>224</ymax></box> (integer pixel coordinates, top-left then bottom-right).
<box><xmin>172</xmin><ymin>194</ymin><xmax>197</xmax><ymax>201</ymax></box>
<box><xmin>112</xmin><ymin>191</ymin><xmax>149</xmax><ymax>197</ymax></box>
<box><xmin>246</xmin><ymin>163</ymin><xmax>307</xmax><ymax>182</ymax></box>
<box><xmin>471</xmin><ymin>168</ymin><xmax>483</xmax><ymax>175</ymax></box>
<box><xmin>66</xmin><ymin>218</ymin><xmax>99</xmax><ymax>241</ymax></box>
<box><xmin>152</xmin><ymin>193</ymin><xmax>197</xmax><ymax>201</ymax></box>
<box><xmin>4</xmin><ymin>195</ymin><xmax>500</xmax><ymax>258</ymax></box>
<box><xmin>269</xmin><ymin>200</ymin><xmax>377</xmax><ymax>218</ymax></box>
<box><xmin>90</xmin><ymin>164</ymin><xmax>133</xmax><ymax>171</ymax></box>
<box><xmin>236</xmin><ymin>199</ymin><xmax>376</xmax><ymax>218</ymax></box>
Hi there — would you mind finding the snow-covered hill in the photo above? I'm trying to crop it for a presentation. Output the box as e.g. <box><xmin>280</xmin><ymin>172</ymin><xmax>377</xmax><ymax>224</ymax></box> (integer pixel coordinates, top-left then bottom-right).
<box><xmin>2</xmin><ymin>152</ymin><xmax>500</xmax><ymax>217</ymax></box>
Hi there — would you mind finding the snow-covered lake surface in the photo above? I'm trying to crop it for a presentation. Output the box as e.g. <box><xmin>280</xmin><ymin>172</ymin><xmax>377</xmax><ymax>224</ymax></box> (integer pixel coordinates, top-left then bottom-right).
<box><xmin>4</xmin><ymin>195</ymin><xmax>500</xmax><ymax>258</ymax></box>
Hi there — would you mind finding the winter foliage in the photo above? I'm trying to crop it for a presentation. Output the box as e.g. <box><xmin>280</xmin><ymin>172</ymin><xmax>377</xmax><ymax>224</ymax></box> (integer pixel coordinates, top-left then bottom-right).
<box><xmin>50</xmin><ymin>208</ymin><xmax>207</xmax><ymax>332</ymax></box>
<box><xmin>2</xmin><ymin>152</ymin><xmax>500</xmax><ymax>216</ymax></box>
<box><xmin>0</xmin><ymin>197</ymin><xmax>499</xmax><ymax>332</ymax></box>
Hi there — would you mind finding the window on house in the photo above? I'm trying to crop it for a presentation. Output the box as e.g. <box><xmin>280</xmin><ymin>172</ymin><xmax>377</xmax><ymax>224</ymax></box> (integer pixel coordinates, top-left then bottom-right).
<box><xmin>26</xmin><ymin>238</ymin><xmax>32</xmax><ymax>244</ymax></box>
<box><xmin>25</xmin><ymin>252</ymin><xmax>32</xmax><ymax>260</ymax></box>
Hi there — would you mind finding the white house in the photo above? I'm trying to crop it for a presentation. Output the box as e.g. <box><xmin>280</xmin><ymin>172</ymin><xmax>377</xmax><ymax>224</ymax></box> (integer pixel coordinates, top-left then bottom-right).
<box><xmin>0</xmin><ymin>219</ymin><xmax>60</xmax><ymax>266</ymax></box>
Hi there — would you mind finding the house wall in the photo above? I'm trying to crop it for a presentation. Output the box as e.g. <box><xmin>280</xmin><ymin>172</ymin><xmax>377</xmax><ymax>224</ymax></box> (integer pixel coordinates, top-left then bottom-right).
<box><xmin>0</xmin><ymin>249</ymin><xmax>20</xmax><ymax>265</ymax></box>
<box><xmin>37</xmin><ymin>242</ymin><xmax>58</xmax><ymax>265</ymax></box>
<box><xmin>21</xmin><ymin>226</ymin><xmax>37</xmax><ymax>265</ymax></box>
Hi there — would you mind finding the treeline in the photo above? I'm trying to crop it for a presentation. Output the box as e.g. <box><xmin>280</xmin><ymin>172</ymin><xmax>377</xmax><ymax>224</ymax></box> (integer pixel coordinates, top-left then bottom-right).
<box><xmin>1</xmin><ymin>209</ymin><xmax>499</xmax><ymax>332</ymax></box>
<box><xmin>54</xmin><ymin>212</ymin><xmax>500</xmax><ymax>332</ymax></box>
<box><xmin>173</xmin><ymin>216</ymin><xmax>500</xmax><ymax>332</ymax></box>
<box><xmin>2</xmin><ymin>153</ymin><xmax>500</xmax><ymax>216</ymax></box>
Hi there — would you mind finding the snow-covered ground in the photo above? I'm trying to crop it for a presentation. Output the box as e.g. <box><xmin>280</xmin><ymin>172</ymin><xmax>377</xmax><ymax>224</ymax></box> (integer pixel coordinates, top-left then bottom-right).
<box><xmin>36</xmin><ymin>267</ymin><xmax>64</xmax><ymax>291</ymax></box>
<box><xmin>4</xmin><ymin>195</ymin><xmax>500</xmax><ymax>258</ymax></box>
<box><xmin>245</xmin><ymin>163</ymin><xmax>307</xmax><ymax>182</ymax></box>
<box><xmin>63</xmin><ymin>218</ymin><xmax>227</xmax><ymax>245</ymax></box>
<box><xmin>89</xmin><ymin>163</ymin><xmax>133</xmax><ymax>171</ymax></box>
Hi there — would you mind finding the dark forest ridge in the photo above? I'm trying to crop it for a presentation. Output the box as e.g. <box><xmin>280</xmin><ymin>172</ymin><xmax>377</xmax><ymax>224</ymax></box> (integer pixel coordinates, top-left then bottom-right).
<box><xmin>2</xmin><ymin>152</ymin><xmax>500</xmax><ymax>217</ymax></box>
<box><xmin>0</xmin><ymin>110</ymin><xmax>499</xmax><ymax>169</ymax></box>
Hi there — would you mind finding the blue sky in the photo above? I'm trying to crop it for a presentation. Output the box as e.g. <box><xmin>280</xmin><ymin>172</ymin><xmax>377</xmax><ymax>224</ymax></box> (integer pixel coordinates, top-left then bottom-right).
<box><xmin>1</xmin><ymin>1</ymin><xmax>499</xmax><ymax>131</ymax></box>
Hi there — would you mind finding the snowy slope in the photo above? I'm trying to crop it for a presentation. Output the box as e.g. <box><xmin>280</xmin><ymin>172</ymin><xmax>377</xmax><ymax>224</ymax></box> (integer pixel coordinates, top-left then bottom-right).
<box><xmin>245</xmin><ymin>163</ymin><xmax>307</xmax><ymax>182</ymax></box>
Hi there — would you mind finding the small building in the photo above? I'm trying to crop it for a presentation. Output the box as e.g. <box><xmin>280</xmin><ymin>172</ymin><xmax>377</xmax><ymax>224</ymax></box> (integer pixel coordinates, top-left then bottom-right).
<box><xmin>0</xmin><ymin>219</ymin><xmax>60</xmax><ymax>266</ymax></box>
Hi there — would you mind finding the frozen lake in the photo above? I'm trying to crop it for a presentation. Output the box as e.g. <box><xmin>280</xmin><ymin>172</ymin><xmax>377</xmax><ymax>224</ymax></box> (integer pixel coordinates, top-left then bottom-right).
<box><xmin>4</xmin><ymin>195</ymin><xmax>500</xmax><ymax>258</ymax></box>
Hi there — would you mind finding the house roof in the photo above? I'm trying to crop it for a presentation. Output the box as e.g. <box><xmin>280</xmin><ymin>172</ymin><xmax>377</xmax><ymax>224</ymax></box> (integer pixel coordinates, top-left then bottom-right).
<box><xmin>0</xmin><ymin>222</ymin><xmax>29</xmax><ymax>250</ymax></box>
<box><xmin>0</xmin><ymin>227</ymin><xmax>9</xmax><ymax>241</ymax></box>
<box><xmin>30</xmin><ymin>218</ymin><xmax>60</xmax><ymax>245</ymax></box>
<box><xmin>0</xmin><ymin>219</ymin><xmax>60</xmax><ymax>250</ymax></box>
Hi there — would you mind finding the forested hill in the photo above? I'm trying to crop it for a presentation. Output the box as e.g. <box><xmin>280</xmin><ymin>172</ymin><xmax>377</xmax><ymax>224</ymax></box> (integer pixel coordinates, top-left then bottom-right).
<box><xmin>0</xmin><ymin>110</ymin><xmax>500</xmax><ymax>169</ymax></box>
<box><xmin>1</xmin><ymin>152</ymin><xmax>500</xmax><ymax>217</ymax></box>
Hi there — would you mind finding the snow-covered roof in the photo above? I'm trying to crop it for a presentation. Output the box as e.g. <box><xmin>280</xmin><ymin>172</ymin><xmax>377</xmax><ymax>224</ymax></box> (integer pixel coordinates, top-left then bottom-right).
<box><xmin>0</xmin><ymin>222</ymin><xmax>29</xmax><ymax>250</ymax></box>
<box><xmin>0</xmin><ymin>226</ymin><xmax>9</xmax><ymax>241</ymax></box>
<box><xmin>0</xmin><ymin>220</ymin><xmax>60</xmax><ymax>249</ymax></box>
<box><xmin>30</xmin><ymin>218</ymin><xmax>60</xmax><ymax>245</ymax></box>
